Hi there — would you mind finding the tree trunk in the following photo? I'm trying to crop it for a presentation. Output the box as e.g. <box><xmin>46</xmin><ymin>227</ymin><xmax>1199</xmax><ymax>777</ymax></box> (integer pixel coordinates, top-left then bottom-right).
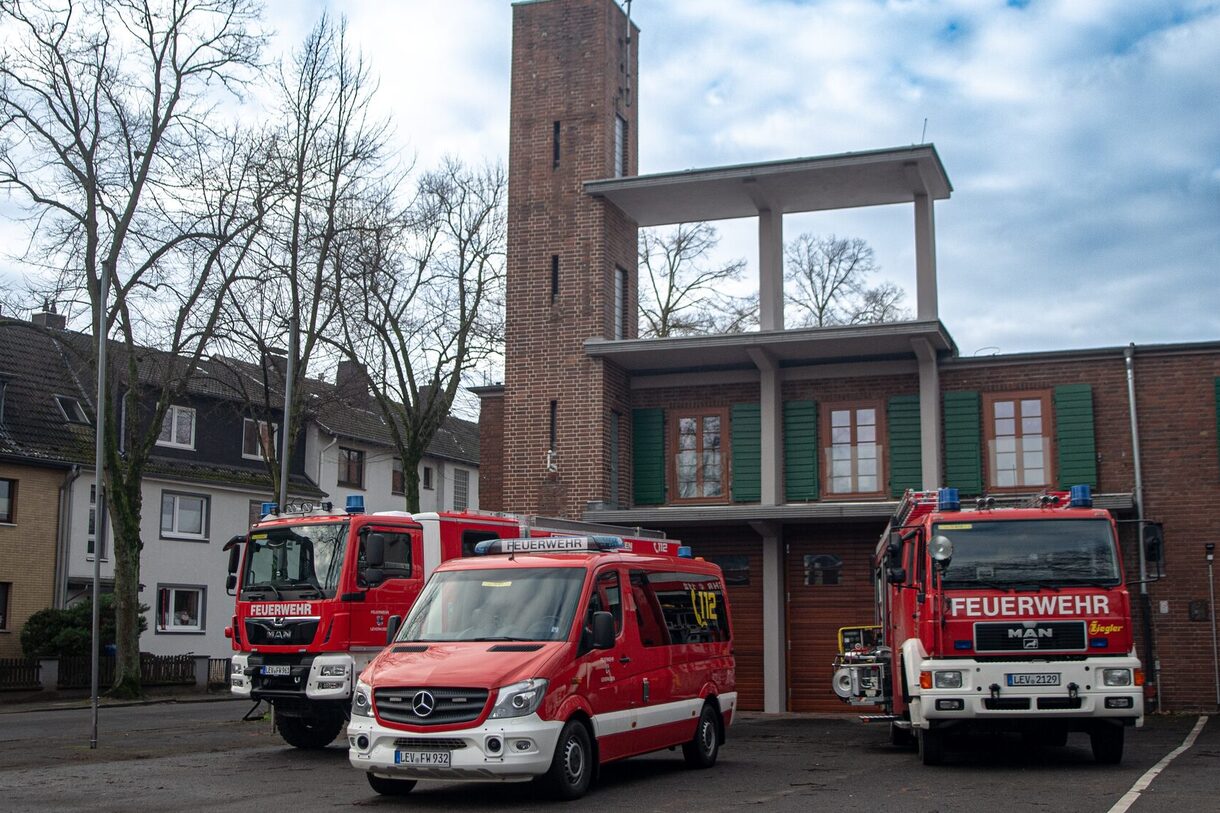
<box><xmin>108</xmin><ymin>469</ymin><xmax>144</xmax><ymax>699</ymax></box>
<box><xmin>402</xmin><ymin>446</ymin><xmax>424</xmax><ymax>513</ymax></box>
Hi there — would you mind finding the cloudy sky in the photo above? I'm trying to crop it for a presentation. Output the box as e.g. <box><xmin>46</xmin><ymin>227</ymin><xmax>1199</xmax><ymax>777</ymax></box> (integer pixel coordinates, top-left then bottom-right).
<box><xmin>6</xmin><ymin>1</ymin><xmax>1218</xmax><ymax>359</ymax></box>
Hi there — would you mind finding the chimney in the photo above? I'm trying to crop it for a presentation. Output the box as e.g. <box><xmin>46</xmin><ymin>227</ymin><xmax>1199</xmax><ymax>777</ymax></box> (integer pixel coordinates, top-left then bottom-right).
<box><xmin>336</xmin><ymin>359</ymin><xmax>371</xmax><ymax>404</ymax></box>
<box><xmin>261</xmin><ymin>347</ymin><xmax>287</xmax><ymax>379</ymax></box>
<box><xmin>31</xmin><ymin>300</ymin><xmax>66</xmax><ymax>331</ymax></box>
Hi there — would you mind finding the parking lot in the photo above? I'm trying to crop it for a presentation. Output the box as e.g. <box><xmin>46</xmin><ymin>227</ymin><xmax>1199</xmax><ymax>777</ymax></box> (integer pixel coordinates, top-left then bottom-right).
<box><xmin>0</xmin><ymin>698</ymin><xmax>1216</xmax><ymax>811</ymax></box>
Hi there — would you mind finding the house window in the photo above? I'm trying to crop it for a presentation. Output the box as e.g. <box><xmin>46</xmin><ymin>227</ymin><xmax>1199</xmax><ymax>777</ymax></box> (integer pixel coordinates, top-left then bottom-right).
<box><xmin>0</xmin><ymin>478</ymin><xmax>14</xmax><ymax>523</ymax></box>
<box><xmin>87</xmin><ymin>484</ymin><xmax>106</xmax><ymax>559</ymax></box>
<box><xmin>392</xmin><ymin>458</ymin><xmax>405</xmax><ymax>496</ymax></box>
<box><xmin>156</xmin><ymin>585</ymin><xmax>205</xmax><ymax>633</ymax></box>
<box><xmin>242</xmin><ymin>418</ymin><xmax>277</xmax><ymax>461</ymax></box>
<box><xmin>985</xmin><ymin>392</ymin><xmax>1052</xmax><ymax>489</ymax></box>
<box><xmin>160</xmin><ymin>491</ymin><xmax>209</xmax><ymax>540</ymax></box>
<box><xmin>670</xmin><ymin>408</ymin><xmax>728</xmax><ymax>502</ymax></box>
<box><xmin>614</xmin><ymin>114</ymin><xmax>627</xmax><ymax>177</ymax></box>
<box><xmin>0</xmin><ymin>582</ymin><xmax>10</xmax><ymax>630</ymax></box>
<box><xmin>614</xmin><ymin>267</ymin><xmax>627</xmax><ymax>340</ymax></box>
<box><xmin>156</xmin><ymin>405</ymin><xmax>196</xmax><ymax>449</ymax></box>
<box><xmin>551</xmin><ymin>255</ymin><xmax>560</xmax><ymax>302</ymax></box>
<box><xmin>55</xmin><ymin>395</ymin><xmax>89</xmax><ymax>424</ymax></box>
<box><xmin>804</xmin><ymin>554</ymin><xmax>844</xmax><ymax>586</ymax></box>
<box><xmin>338</xmin><ymin>447</ymin><xmax>365</xmax><ymax>488</ymax></box>
<box><xmin>552</xmin><ymin>120</ymin><xmax>561</xmax><ymax>169</ymax></box>
<box><xmin>453</xmin><ymin>468</ymin><xmax>469</xmax><ymax>511</ymax></box>
<box><xmin>422</xmin><ymin>466</ymin><xmax>434</xmax><ymax>490</ymax></box>
<box><xmin>823</xmin><ymin>403</ymin><xmax>884</xmax><ymax>497</ymax></box>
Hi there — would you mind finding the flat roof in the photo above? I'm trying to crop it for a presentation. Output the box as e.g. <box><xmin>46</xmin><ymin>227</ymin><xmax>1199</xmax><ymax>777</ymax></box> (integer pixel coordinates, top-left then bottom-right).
<box><xmin>585</xmin><ymin>320</ymin><xmax>957</xmax><ymax>374</ymax></box>
<box><xmin>584</xmin><ymin>145</ymin><xmax>951</xmax><ymax>226</ymax></box>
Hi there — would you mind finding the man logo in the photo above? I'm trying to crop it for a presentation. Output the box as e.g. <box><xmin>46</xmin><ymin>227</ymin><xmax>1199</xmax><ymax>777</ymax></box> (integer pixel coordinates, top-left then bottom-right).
<box><xmin>412</xmin><ymin>690</ymin><xmax>436</xmax><ymax>718</ymax></box>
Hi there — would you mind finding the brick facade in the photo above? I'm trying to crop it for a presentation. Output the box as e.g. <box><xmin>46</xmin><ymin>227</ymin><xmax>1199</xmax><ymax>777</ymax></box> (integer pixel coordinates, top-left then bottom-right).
<box><xmin>0</xmin><ymin>463</ymin><xmax>65</xmax><ymax>657</ymax></box>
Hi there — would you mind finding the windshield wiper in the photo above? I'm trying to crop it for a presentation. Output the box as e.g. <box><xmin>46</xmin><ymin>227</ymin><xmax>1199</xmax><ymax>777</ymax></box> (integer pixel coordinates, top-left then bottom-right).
<box><xmin>243</xmin><ymin>581</ymin><xmax>282</xmax><ymax>600</ymax></box>
<box><xmin>279</xmin><ymin>580</ymin><xmax>325</xmax><ymax>599</ymax></box>
<box><xmin>947</xmin><ymin>581</ymin><xmax>1012</xmax><ymax>592</ymax></box>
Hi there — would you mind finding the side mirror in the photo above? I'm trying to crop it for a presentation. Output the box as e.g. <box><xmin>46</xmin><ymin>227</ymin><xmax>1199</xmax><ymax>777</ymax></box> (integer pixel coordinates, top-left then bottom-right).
<box><xmin>226</xmin><ymin>573</ymin><xmax>237</xmax><ymax>593</ymax></box>
<box><xmin>590</xmin><ymin>611</ymin><xmax>615</xmax><ymax>650</ymax></box>
<box><xmin>364</xmin><ymin>533</ymin><xmax>386</xmax><ymax>569</ymax></box>
<box><xmin>361</xmin><ymin>568</ymin><xmax>385</xmax><ymax>587</ymax></box>
<box><xmin>887</xmin><ymin>532</ymin><xmax>902</xmax><ymax>564</ymax></box>
<box><xmin>886</xmin><ymin>566</ymin><xmax>907</xmax><ymax>584</ymax></box>
<box><xmin>226</xmin><ymin>545</ymin><xmax>241</xmax><ymax>576</ymax></box>
<box><xmin>386</xmin><ymin>614</ymin><xmax>401</xmax><ymax>645</ymax></box>
<box><xmin>1142</xmin><ymin>523</ymin><xmax>1164</xmax><ymax>566</ymax></box>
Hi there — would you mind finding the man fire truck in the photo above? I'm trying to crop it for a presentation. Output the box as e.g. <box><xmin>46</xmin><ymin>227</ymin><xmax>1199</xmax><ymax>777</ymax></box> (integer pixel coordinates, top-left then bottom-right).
<box><xmin>832</xmin><ymin>486</ymin><xmax>1145</xmax><ymax>765</ymax></box>
<box><xmin>223</xmin><ymin>497</ymin><xmax>679</xmax><ymax>748</ymax></box>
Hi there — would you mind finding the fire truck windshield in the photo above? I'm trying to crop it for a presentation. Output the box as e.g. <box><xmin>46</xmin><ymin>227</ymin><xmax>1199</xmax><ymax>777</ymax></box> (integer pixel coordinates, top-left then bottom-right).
<box><xmin>241</xmin><ymin>522</ymin><xmax>350</xmax><ymax>600</ymax></box>
<box><xmin>397</xmin><ymin>568</ymin><xmax>586</xmax><ymax>642</ymax></box>
<box><xmin>936</xmin><ymin>519</ymin><xmax>1120</xmax><ymax>589</ymax></box>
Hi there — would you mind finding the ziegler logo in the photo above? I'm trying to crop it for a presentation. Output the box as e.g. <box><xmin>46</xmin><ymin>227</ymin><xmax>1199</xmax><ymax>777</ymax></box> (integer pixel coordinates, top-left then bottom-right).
<box><xmin>1089</xmin><ymin>621</ymin><xmax>1124</xmax><ymax>635</ymax></box>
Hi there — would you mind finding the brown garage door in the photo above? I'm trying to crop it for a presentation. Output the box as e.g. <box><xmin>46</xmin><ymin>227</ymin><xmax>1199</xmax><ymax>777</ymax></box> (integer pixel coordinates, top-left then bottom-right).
<box><xmin>785</xmin><ymin>523</ymin><xmax>880</xmax><ymax>713</ymax></box>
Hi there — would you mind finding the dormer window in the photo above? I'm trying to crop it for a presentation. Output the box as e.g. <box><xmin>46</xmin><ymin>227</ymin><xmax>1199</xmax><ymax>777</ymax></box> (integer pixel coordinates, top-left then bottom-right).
<box><xmin>157</xmin><ymin>405</ymin><xmax>196</xmax><ymax>450</ymax></box>
<box><xmin>55</xmin><ymin>395</ymin><xmax>89</xmax><ymax>424</ymax></box>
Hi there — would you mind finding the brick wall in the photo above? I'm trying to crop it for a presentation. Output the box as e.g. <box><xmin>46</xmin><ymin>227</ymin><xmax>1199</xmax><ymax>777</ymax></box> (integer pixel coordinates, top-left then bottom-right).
<box><xmin>476</xmin><ymin>391</ymin><xmax>505</xmax><ymax>511</ymax></box>
<box><xmin>0</xmin><ymin>463</ymin><xmax>64</xmax><ymax>657</ymax></box>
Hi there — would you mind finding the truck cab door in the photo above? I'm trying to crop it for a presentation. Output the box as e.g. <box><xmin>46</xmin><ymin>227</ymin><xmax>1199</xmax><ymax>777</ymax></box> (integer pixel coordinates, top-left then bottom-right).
<box><xmin>351</xmin><ymin>527</ymin><xmax>425</xmax><ymax>650</ymax></box>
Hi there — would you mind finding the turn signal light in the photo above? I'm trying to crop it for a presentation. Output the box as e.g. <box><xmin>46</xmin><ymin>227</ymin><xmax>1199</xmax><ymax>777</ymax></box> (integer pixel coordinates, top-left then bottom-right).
<box><xmin>1134</xmin><ymin>669</ymin><xmax>1145</xmax><ymax>686</ymax></box>
<box><xmin>920</xmin><ymin>671</ymin><xmax>933</xmax><ymax>690</ymax></box>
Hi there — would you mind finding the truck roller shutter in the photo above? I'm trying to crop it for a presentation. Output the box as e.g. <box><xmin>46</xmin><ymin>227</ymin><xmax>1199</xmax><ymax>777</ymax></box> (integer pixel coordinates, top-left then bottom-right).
<box><xmin>1054</xmin><ymin>384</ymin><xmax>1098</xmax><ymax>488</ymax></box>
<box><xmin>887</xmin><ymin>395</ymin><xmax>922</xmax><ymax>497</ymax></box>
<box><xmin>784</xmin><ymin>400</ymin><xmax>818</xmax><ymax>501</ymax></box>
<box><xmin>632</xmin><ymin>408</ymin><xmax>665</xmax><ymax>505</ymax></box>
<box><xmin>943</xmin><ymin>391</ymin><xmax>982</xmax><ymax>496</ymax></box>
<box><xmin>731</xmin><ymin>403</ymin><xmax>761</xmax><ymax>503</ymax></box>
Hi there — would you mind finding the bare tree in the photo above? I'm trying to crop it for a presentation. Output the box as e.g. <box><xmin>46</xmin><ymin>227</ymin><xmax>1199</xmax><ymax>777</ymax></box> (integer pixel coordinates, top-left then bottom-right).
<box><xmin>341</xmin><ymin>157</ymin><xmax>506</xmax><ymax>511</ymax></box>
<box><xmin>216</xmin><ymin>13</ymin><xmax>400</xmax><ymax>499</ymax></box>
<box><xmin>784</xmin><ymin>233</ymin><xmax>909</xmax><ymax>327</ymax></box>
<box><xmin>0</xmin><ymin>0</ymin><xmax>264</xmax><ymax>697</ymax></box>
<box><xmin>638</xmin><ymin>222</ymin><xmax>756</xmax><ymax>337</ymax></box>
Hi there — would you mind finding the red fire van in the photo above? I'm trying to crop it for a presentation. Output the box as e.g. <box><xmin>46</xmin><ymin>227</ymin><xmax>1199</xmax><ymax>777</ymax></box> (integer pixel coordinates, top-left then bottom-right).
<box><xmin>347</xmin><ymin>535</ymin><xmax>737</xmax><ymax>799</ymax></box>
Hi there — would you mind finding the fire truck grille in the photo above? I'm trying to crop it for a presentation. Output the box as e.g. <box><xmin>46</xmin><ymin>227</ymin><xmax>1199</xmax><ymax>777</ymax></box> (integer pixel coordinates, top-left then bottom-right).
<box><xmin>983</xmin><ymin>697</ymin><xmax>1031</xmax><ymax>710</ymax></box>
<box><xmin>973</xmin><ymin>621</ymin><xmax>1086</xmax><ymax>653</ymax></box>
<box><xmin>244</xmin><ymin>618</ymin><xmax>320</xmax><ymax>646</ymax></box>
<box><xmin>395</xmin><ymin>738</ymin><xmax>468</xmax><ymax>750</ymax></box>
<box><xmin>374</xmin><ymin>688</ymin><xmax>489</xmax><ymax>726</ymax></box>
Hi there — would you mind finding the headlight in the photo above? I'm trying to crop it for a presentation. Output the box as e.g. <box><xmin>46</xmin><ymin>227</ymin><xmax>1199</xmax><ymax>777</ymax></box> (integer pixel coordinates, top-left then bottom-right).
<box><xmin>320</xmin><ymin>664</ymin><xmax>348</xmax><ymax>677</ymax></box>
<box><xmin>933</xmin><ymin>670</ymin><xmax>963</xmax><ymax>689</ymax></box>
<box><xmin>352</xmin><ymin>680</ymin><xmax>373</xmax><ymax>717</ymax></box>
<box><xmin>1101</xmin><ymin>668</ymin><xmax>1132</xmax><ymax>687</ymax></box>
<box><xmin>489</xmin><ymin>679</ymin><xmax>548</xmax><ymax>719</ymax></box>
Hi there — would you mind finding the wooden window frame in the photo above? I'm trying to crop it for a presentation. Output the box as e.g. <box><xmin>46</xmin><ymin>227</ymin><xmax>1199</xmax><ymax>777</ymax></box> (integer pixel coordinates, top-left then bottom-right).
<box><xmin>242</xmin><ymin>418</ymin><xmax>277</xmax><ymax>461</ymax></box>
<box><xmin>820</xmin><ymin>400</ymin><xmax>886</xmax><ymax>499</ymax></box>
<box><xmin>338</xmin><ymin>447</ymin><xmax>366</xmax><ymax>489</ymax></box>
<box><xmin>983</xmin><ymin>390</ymin><xmax>1054</xmax><ymax>492</ymax></box>
<box><xmin>666</xmin><ymin>407</ymin><xmax>730</xmax><ymax>505</ymax></box>
<box><xmin>156</xmin><ymin>583</ymin><xmax>206</xmax><ymax>634</ymax></box>
<box><xmin>391</xmin><ymin>457</ymin><xmax>405</xmax><ymax>496</ymax></box>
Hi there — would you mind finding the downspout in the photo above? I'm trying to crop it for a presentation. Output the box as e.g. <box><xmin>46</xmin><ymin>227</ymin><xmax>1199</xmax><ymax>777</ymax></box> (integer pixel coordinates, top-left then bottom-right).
<box><xmin>1125</xmin><ymin>343</ymin><xmax>1158</xmax><ymax>709</ymax></box>
<box><xmin>55</xmin><ymin>465</ymin><xmax>81</xmax><ymax>607</ymax></box>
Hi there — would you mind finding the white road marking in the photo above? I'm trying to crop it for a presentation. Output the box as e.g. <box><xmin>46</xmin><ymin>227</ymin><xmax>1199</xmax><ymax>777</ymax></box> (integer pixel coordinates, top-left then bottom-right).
<box><xmin>1106</xmin><ymin>715</ymin><xmax>1209</xmax><ymax>813</ymax></box>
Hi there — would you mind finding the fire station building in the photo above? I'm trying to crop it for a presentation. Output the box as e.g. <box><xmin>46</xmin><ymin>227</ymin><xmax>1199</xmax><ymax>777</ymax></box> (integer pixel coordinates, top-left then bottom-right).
<box><xmin>474</xmin><ymin>0</ymin><xmax>1220</xmax><ymax>713</ymax></box>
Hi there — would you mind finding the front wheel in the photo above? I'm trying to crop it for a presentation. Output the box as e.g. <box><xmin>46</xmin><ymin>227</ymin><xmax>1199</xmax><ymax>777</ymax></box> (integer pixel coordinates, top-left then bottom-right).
<box><xmin>1090</xmin><ymin>723</ymin><xmax>1124</xmax><ymax>765</ymax></box>
<box><xmin>277</xmin><ymin>709</ymin><xmax>344</xmax><ymax>749</ymax></box>
<box><xmin>682</xmin><ymin>703</ymin><xmax>721</xmax><ymax>768</ymax></box>
<box><xmin>541</xmin><ymin>720</ymin><xmax>594</xmax><ymax>800</ymax></box>
<box><xmin>918</xmin><ymin>727</ymin><xmax>945</xmax><ymax>766</ymax></box>
<box><xmin>891</xmin><ymin>722</ymin><xmax>916</xmax><ymax>749</ymax></box>
<box><xmin>367</xmin><ymin>773</ymin><xmax>417</xmax><ymax>796</ymax></box>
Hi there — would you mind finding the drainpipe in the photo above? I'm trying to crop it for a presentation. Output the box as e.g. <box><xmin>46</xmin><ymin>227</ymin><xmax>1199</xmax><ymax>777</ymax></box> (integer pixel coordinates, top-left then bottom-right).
<box><xmin>55</xmin><ymin>465</ymin><xmax>81</xmax><ymax>607</ymax></box>
<box><xmin>1125</xmin><ymin>343</ymin><xmax>1158</xmax><ymax>709</ymax></box>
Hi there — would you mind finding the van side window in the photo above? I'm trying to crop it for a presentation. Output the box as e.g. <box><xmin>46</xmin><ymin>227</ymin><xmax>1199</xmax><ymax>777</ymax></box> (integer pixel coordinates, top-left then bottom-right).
<box><xmin>644</xmin><ymin>571</ymin><xmax>730</xmax><ymax>644</ymax></box>
<box><xmin>461</xmin><ymin>530</ymin><xmax>500</xmax><ymax>557</ymax></box>
<box><xmin>630</xmin><ymin>571</ymin><xmax>670</xmax><ymax>647</ymax></box>
<box><xmin>584</xmin><ymin>569</ymin><xmax>622</xmax><ymax>636</ymax></box>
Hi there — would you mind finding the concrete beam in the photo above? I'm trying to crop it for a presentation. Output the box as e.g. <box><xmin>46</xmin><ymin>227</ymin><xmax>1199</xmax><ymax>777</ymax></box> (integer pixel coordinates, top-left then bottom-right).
<box><xmin>750</xmin><ymin>519</ymin><xmax>786</xmax><ymax>712</ymax></box>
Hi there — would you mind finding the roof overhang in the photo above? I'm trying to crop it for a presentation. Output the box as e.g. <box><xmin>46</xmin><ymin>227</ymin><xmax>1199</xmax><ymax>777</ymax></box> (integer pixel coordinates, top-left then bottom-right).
<box><xmin>585</xmin><ymin>320</ymin><xmax>957</xmax><ymax>375</ymax></box>
<box><xmin>584</xmin><ymin>145</ymin><xmax>951</xmax><ymax>226</ymax></box>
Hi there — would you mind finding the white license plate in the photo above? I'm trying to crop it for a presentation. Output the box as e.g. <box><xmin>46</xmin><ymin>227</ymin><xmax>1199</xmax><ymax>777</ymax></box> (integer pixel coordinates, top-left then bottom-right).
<box><xmin>395</xmin><ymin>750</ymin><xmax>451</xmax><ymax>767</ymax></box>
<box><xmin>261</xmin><ymin>665</ymin><xmax>291</xmax><ymax>676</ymax></box>
<box><xmin>1007</xmin><ymin>672</ymin><xmax>1060</xmax><ymax>686</ymax></box>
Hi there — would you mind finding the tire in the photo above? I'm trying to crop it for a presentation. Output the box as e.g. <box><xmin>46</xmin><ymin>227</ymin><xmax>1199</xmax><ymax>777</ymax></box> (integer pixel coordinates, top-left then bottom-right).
<box><xmin>891</xmin><ymin>722</ymin><xmax>916</xmax><ymax>749</ymax></box>
<box><xmin>277</xmin><ymin>710</ymin><xmax>344</xmax><ymax>749</ymax></box>
<box><xmin>366</xmin><ymin>773</ymin><xmax>417</xmax><ymax>796</ymax></box>
<box><xmin>542</xmin><ymin>719</ymin><xmax>595</xmax><ymax>800</ymax></box>
<box><xmin>682</xmin><ymin>703</ymin><xmax>721</xmax><ymax>768</ymax></box>
<box><xmin>918</xmin><ymin>727</ymin><xmax>945</xmax><ymax>766</ymax></box>
<box><xmin>1090</xmin><ymin>724</ymin><xmax>1124</xmax><ymax>765</ymax></box>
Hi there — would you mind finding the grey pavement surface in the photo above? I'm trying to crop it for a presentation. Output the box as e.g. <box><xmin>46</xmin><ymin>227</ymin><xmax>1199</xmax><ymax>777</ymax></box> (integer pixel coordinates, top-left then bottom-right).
<box><xmin>0</xmin><ymin>698</ymin><xmax>1216</xmax><ymax>812</ymax></box>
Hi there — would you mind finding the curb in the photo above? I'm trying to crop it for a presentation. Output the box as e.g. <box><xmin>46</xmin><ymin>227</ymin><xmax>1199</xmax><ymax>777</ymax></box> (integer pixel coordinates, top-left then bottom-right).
<box><xmin>0</xmin><ymin>692</ymin><xmax>243</xmax><ymax>715</ymax></box>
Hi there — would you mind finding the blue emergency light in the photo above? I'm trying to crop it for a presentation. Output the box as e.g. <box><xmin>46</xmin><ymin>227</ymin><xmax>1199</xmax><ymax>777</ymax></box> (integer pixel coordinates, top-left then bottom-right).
<box><xmin>261</xmin><ymin>502</ymin><xmax>278</xmax><ymax>517</ymax></box>
<box><xmin>346</xmin><ymin>495</ymin><xmax>365</xmax><ymax>514</ymax></box>
<box><xmin>1069</xmin><ymin>484</ymin><xmax>1093</xmax><ymax>508</ymax></box>
<box><xmin>678</xmin><ymin>546</ymin><xmax>693</xmax><ymax>558</ymax></box>
<box><xmin>937</xmin><ymin>487</ymin><xmax>960</xmax><ymax>512</ymax></box>
<box><xmin>474</xmin><ymin>535</ymin><xmax>625</xmax><ymax>555</ymax></box>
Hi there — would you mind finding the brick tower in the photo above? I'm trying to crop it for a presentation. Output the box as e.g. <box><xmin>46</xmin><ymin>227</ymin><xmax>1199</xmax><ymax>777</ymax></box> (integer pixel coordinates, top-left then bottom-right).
<box><xmin>500</xmin><ymin>0</ymin><xmax>639</xmax><ymax>518</ymax></box>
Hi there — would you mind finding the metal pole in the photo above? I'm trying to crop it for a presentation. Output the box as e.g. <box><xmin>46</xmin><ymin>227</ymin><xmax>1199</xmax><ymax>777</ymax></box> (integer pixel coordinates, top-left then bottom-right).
<box><xmin>1125</xmin><ymin>343</ymin><xmax>1157</xmax><ymax>709</ymax></box>
<box><xmin>90</xmin><ymin>260</ymin><xmax>110</xmax><ymax>750</ymax></box>
<box><xmin>277</xmin><ymin>317</ymin><xmax>297</xmax><ymax>509</ymax></box>
<box><xmin>1207</xmin><ymin>545</ymin><xmax>1218</xmax><ymax>708</ymax></box>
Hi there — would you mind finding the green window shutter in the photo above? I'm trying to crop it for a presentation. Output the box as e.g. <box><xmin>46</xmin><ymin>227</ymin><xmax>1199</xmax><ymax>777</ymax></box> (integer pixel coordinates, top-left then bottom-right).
<box><xmin>888</xmin><ymin>395</ymin><xmax>922</xmax><ymax>497</ymax></box>
<box><xmin>784</xmin><ymin>400</ymin><xmax>818</xmax><ymax>501</ymax></box>
<box><xmin>943</xmin><ymin>391</ymin><xmax>982</xmax><ymax>496</ymax></box>
<box><xmin>730</xmin><ymin>403</ymin><xmax>761</xmax><ymax>503</ymax></box>
<box><xmin>632</xmin><ymin>408</ymin><xmax>664</xmax><ymax>505</ymax></box>
<box><xmin>1055</xmin><ymin>384</ymin><xmax>1098</xmax><ymax>488</ymax></box>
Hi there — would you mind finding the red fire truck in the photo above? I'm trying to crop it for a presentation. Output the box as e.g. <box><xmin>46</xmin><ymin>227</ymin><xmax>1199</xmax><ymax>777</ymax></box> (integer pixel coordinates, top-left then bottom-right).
<box><xmin>832</xmin><ymin>486</ymin><xmax>1146</xmax><ymax>765</ymax></box>
<box><xmin>223</xmin><ymin>497</ymin><xmax>678</xmax><ymax>748</ymax></box>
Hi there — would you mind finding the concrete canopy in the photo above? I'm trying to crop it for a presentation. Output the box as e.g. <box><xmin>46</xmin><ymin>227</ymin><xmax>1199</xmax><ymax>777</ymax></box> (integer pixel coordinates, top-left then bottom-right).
<box><xmin>583</xmin><ymin>145</ymin><xmax>951</xmax><ymax>226</ymax></box>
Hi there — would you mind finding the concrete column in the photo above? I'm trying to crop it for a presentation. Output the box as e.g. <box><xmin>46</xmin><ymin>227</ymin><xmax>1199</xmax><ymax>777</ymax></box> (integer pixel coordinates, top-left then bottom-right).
<box><xmin>758</xmin><ymin>209</ymin><xmax>784</xmax><ymax>331</ymax></box>
<box><xmin>753</xmin><ymin>521</ymin><xmax>786</xmax><ymax>712</ymax></box>
<box><xmin>914</xmin><ymin>193</ymin><xmax>938</xmax><ymax>321</ymax></box>
<box><xmin>748</xmin><ymin>348</ymin><xmax>783</xmax><ymax>506</ymax></box>
<box><xmin>39</xmin><ymin>657</ymin><xmax>59</xmax><ymax>692</ymax></box>
<box><xmin>912</xmin><ymin>338</ymin><xmax>942</xmax><ymax>489</ymax></box>
<box><xmin>193</xmin><ymin>655</ymin><xmax>211</xmax><ymax>690</ymax></box>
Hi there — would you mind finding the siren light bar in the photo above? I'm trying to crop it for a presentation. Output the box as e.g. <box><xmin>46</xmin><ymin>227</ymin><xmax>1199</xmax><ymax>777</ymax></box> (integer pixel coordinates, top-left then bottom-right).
<box><xmin>475</xmin><ymin>535</ymin><xmax>626</xmax><ymax>555</ymax></box>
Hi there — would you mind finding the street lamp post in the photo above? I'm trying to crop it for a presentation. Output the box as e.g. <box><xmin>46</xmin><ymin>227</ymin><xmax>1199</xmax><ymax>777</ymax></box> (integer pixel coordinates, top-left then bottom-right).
<box><xmin>1207</xmin><ymin>543</ymin><xmax>1218</xmax><ymax>709</ymax></box>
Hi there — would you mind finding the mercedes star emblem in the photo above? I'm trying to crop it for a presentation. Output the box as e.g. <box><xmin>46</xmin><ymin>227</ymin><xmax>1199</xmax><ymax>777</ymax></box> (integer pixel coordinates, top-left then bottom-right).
<box><xmin>412</xmin><ymin>690</ymin><xmax>436</xmax><ymax>717</ymax></box>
